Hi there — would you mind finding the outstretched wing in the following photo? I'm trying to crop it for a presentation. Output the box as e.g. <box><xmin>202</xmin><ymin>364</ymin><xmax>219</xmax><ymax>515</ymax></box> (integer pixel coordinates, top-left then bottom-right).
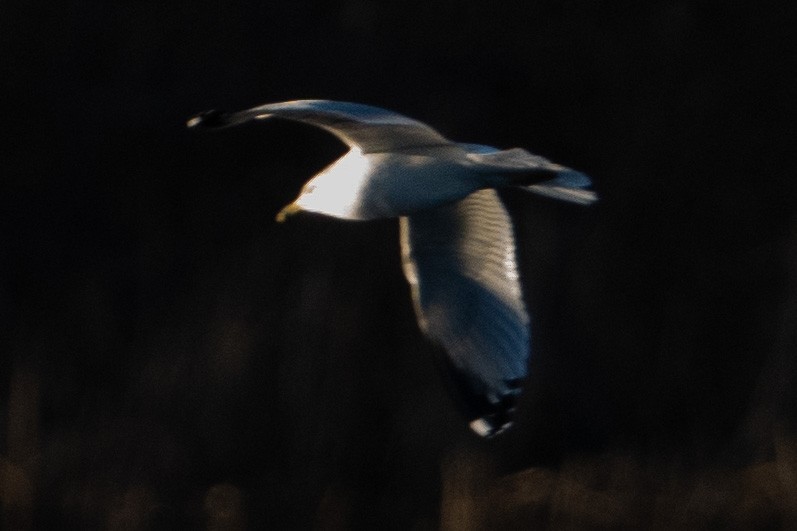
<box><xmin>463</xmin><ymin>144</ymin><xmax>598</xmax><ymax>205</ymax></box>
<box><xmin>400</xmin><ymin>189</ymin><xmax>530</xmax><ymax>437</ymax></box>
<box><xmin>187</xmin><ymin>99</ymin><xmax>452</xmax><ymax>153</ymax></box>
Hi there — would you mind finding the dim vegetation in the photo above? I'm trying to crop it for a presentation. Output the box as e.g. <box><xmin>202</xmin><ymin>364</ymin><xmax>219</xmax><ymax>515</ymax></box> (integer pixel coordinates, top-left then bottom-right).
<box><xmin>441</xmin><ymin>438</ymin><xmax>797</xmax><ymax>530</ymax></box>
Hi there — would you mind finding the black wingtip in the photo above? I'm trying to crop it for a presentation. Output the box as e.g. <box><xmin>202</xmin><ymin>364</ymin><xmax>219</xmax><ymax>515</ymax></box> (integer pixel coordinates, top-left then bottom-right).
<box><xmin>186</xmin><ymin>109</ymin><xmax>229</xmax><ymax>129</ymax></box>
<box><xmin>429</xmin><ymin>345</ymin><xmax>523</xmax><ymax>438</ymax></box>
<box><xmin>468</xmin><ymin>392</ymin><xmax>518</xmax><ymax>438</ymax></box>
<box><xmin>469</xmin><ymin>414</ymin><xmax>514</xmax><ymax>438</ymax></box>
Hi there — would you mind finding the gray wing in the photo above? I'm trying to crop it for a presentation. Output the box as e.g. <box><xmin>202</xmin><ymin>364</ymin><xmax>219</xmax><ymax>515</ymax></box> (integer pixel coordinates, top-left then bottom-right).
<box><xmin>463</xmin><ymin>144</ymin><xmax>598</xmax><ymax>205</ymax></box>
<box><xmin>400</xmin><ymin>189</ymin><xmax>529</xmax><ymax>437</ymax></box>
<box><xmin>187</xmin><ymin>99</ymin><xmax>452</xmax><ymax>153</ymax></box>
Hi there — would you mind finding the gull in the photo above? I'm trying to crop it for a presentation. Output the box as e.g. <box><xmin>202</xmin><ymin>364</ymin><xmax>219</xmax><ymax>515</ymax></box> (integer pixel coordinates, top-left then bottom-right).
<box><xmin>188</xmin><ymin>100</ymin><xmax>596</xmax><ymax>437</ymax></box>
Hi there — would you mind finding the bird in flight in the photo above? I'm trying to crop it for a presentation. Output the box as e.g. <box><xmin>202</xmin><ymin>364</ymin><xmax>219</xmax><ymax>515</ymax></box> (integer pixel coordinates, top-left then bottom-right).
<box><xmin>188</xmin><ymin>99</ymin><xmax>596</xmax><ymax>437</ymax></box>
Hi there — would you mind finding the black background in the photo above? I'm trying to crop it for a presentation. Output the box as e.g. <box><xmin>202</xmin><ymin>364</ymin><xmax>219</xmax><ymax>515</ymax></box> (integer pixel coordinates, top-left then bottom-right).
<box><xmin>3</xmin><ymin>1</ymin><xmax>796</xmax><ymax>528</ymax></box>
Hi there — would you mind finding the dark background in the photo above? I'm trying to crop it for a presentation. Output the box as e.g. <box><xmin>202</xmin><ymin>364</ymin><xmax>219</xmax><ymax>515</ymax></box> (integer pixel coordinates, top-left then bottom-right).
<box><xmin>3</xmin><ymin>1</ymin><xmax>796</xmax><ymax>528</ymax></box>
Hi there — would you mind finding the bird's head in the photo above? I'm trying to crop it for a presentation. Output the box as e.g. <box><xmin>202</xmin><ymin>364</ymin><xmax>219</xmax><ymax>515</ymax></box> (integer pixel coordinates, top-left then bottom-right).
<box><xmin>275</xmin><ymin>148</ymin><xmax>372</xmax><ymax>222</ymax></box>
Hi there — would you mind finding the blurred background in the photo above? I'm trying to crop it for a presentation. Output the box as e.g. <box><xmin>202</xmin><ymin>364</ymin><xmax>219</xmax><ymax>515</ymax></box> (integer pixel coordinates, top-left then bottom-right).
<box><xmin>3</xmin><ymin>1</ymin><xmax>796</xmax><ymax>528</ymax></box>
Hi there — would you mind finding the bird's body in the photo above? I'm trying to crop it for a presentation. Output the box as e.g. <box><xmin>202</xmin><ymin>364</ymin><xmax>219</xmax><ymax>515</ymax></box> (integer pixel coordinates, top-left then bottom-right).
<box><xmin>292</xmin><ymin>147</ymin><xmax>476</xmax><ymax>220</ymax></box>
<box><xmin>188</xmin><ymin>99</ymin><xmax>596</xmax><ymax>437</ymax></box>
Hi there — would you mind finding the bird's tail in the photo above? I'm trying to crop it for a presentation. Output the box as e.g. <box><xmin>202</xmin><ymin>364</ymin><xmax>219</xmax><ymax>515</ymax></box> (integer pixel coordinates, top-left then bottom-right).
<box><xmin>463</xmin><ymin>145</ymin><xmax>598</xmax><ymax>205</ymax></box>
<box><xmin>521</xmin><ymin>172</ymin><xmax>598</xmax><ymax>205</ymax></box>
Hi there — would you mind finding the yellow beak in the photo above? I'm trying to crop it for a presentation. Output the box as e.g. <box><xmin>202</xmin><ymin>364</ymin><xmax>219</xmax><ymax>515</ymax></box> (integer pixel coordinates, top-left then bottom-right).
<box><xmin>275</xmin><ymin>202</ymin><xmax>302</xmax><ymax>223</ymax></box>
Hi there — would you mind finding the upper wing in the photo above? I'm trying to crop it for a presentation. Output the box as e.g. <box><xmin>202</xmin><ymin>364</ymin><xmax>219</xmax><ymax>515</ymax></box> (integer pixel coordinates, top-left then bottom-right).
<box><xmin>187</xmin><ymin>99</ymin><xmax>452</xmax><ymax>153</ymax></box>
<box><xmin>400</xmin><ymin>189</ymin><xmax>530</xmax><ymax>437</ymax></box>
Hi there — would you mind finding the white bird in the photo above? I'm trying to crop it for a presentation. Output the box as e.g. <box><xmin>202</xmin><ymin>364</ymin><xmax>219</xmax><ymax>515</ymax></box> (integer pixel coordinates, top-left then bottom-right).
<box><xmin>188</xmin><ymin>100</ymin><xmax>596</xmax><ymax>437</ymax></box>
